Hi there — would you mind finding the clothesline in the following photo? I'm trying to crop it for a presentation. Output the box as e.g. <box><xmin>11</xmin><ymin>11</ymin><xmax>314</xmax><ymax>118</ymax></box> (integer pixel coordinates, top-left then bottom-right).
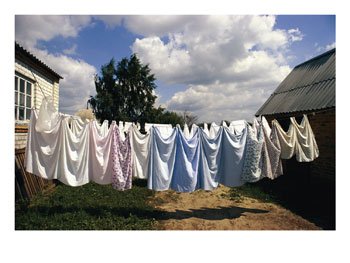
<box><xmin>25</xmin><ymin>99</ymin><xmax>319</xmax><ymax>192</ymax></box>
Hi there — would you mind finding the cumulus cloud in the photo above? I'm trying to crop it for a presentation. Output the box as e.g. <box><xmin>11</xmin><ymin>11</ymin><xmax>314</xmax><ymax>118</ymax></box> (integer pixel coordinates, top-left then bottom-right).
<box><xmin>325</xmin><ymin>42</ymin><xmax>336</xmax><ymax>50</ymax></box>
<box><xmin>287</xmin><ymin>28</ymin><xmax>304</xmax><ymax>42</ymax></box>
<box><xmin>315</xmin><ymin>41</ymin><xmax>336</xmax><ymax>56</ymax></box>
<box><xmin>94</xmin><ymin>15</ymin><xmax>123</xmax><ymax>28</ymax></box>
<box><xmin>123</xmin><ymin>15</ymin><xmax>195</xmax><ymax>36</ymax></box>
<box><xmin>15</xmin><ymin>15</ymin><xmax>92</xmax><ymax>48</ymax></box>
<box><xmin>15</xmin><ymin>15</ymin><xmax>97</xmax><ymax>114</ymax></box>
<box><xmin>130</xmin><ymin>15</ymin><xmax>295</xmax><ymax>122</ymax></box>
<box><xmin>29</xmin><ymin>48</ymin><xmax>97</xmax><ymax>114</ymax></box>
<box><xmin>63</xmin><ymin>44</ymin><xmax>78</xmax><ymax>55</ymax></box>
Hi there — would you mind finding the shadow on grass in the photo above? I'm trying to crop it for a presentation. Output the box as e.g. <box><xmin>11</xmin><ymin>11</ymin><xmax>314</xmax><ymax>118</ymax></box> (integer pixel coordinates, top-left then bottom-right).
<box><xmin>26</xmin><ymin>204</ymin><xmax>268</xmax><ymax>221</ymax></box>
<box><xmin>156</xmin><ymin>206</ymin><xmax>268</xmax><ymax>221</ymax></box>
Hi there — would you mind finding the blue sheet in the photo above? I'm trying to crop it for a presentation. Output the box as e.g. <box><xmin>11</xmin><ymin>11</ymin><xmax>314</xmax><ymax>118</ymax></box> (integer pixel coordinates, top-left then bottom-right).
<box><xmin>147</xmin><ymin>127</ymin><xmax>177</xmax><ymax>191</ymax></box>
<box><xmin>171</xmin><ymin>126</ymin><xmax>200</xmax><ymax>192</ymax></box>
<box><xmin>147</xmin><ymin>124</ymin><xmax>248</xmax><ymax>192</ymax></box>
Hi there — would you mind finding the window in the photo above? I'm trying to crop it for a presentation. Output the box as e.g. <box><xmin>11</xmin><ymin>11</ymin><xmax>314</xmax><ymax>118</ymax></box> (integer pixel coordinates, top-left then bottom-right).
<box><xmin>15</xmin><ymin>75</ymin><xmax>33</xmax><ymax>121</ymax></box>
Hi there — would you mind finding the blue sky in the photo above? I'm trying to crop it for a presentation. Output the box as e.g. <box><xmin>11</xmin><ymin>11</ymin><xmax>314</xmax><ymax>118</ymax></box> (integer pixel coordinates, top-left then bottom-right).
<box><xmin>15</xmin><ymin>15</ymin><xmax>335</xmax><ymax>122</ymax></box>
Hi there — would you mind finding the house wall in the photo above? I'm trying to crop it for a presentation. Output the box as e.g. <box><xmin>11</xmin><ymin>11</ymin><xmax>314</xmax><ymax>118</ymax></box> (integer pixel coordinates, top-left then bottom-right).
<box><xmin>15</xmin><ymin>59</ymin><xmax>60</xmax><ymax>149</ymax></box>
<box><xmin>15</xmin><ymin>59</ymin><xmax>59</xmax><ymax>111</ymax></box>
<box><xmin>264</xmin><ymin>108</ymin><xmax>335</xmax><ymax>182</ymax></box>
<box><xmin>15</xmin><ymin>132</ymin><xmax>28</xmax><ymax>150</ymax></box>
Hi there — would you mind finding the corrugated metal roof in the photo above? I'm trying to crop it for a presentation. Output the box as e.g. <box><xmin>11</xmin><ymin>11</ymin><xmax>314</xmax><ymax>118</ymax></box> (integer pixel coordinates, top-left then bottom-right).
<box><xmin>256</xmin><ymin>48</ymin><xmax>335</xmax><ymax>116</ymax></box>
<box><xmin>15</xmin><ymin>42</ymin><xmax>63</xmax><ymax>80</ymax></box>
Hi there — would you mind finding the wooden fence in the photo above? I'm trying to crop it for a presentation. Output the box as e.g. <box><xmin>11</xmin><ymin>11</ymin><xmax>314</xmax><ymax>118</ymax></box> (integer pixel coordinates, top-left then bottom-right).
<box><xmin>15</xmin><ymin>148</ymin><xmax>55</xmax><ymax>200</ymax></box>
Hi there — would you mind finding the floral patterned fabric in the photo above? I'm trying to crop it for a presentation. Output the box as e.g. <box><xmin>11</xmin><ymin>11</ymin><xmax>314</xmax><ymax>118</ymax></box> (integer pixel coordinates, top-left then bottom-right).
<box><xmin>111</xmin><ymin>123</ymin><xmax>133</xmax><ymax>191</ymax></box>
<box><xmin>260</xmin><ymin>117</ymin><xmax>283</xmax><ymax>180</ymax></box>
<box><xmin>241</xmin><ymin>123</ymin><xmax>264</xmax><ymax>182</ymax></box>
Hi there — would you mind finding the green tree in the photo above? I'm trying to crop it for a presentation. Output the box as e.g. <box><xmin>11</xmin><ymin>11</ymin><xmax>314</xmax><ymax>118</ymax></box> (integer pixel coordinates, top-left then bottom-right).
<box><xmin>89</xmin><ymin>54</ymin><xmax>157</xmax><ymax>125</ymax></box>
<box><xmin>147</xmin><ymin>106</ymin><xmax>184</xmax><ymax>128</ymax></box>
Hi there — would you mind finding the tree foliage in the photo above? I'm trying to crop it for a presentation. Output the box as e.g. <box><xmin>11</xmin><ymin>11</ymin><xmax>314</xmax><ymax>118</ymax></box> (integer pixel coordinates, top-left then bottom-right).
<box><xmin>89</xmin><ymin>54</ymin><xmax>156</xmax><ymax>124</ymax></box>
<box><xmin>88</xmin><ymin>54</ymin><xmax>192</xmax><ymax>130</ymax></box>
<box><xmin>147</xmin><ymin>106</ymin><xmax>184</xmax><ymax>128</ymax></box>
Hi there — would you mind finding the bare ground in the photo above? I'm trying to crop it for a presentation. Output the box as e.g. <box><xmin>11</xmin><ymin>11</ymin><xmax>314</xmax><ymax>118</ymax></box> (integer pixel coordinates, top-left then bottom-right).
<box><xmin>148</xmin><ymin>185</ymin><xmax>320</xmax><ymax>230</ymax></box>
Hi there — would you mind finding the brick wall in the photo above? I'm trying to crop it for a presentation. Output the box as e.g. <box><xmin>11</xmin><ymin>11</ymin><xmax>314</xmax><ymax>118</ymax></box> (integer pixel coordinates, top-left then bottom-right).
<box><xmin>308</xmin><ymin>109</ymin><xmax>335</xmax><ymax>181</ymax></box>
<box><xmin>264</xmin><ymin>108</ymin><xmax>335</xmax><ymax>182</ymax></box>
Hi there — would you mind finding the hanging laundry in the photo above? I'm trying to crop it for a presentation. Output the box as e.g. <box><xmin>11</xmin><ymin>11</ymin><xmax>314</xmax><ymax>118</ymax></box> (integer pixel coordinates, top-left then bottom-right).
<box><xmin>183</xmin><ymin>123</ymin><xmax>199</xmax><ymax>140</ymax></box>
<box><xmin>241</xmin><ymin>122</ymin><xmax>264</xmax><ymax>183</ymax></box>
<box><xmin>202</xmin><ymin>123</ymin><xmax>209</xmax><ymax>137</ymax></box>
<box><xmin>258</xmin><ymin>117</ymin><xmax>283</xmax><ymax>180</ymax></box>
<box><xmin>129</xmin><ymin>124</ymin><xmax>151</xmax><ymax>179</ymax></box>
<box><xmin>117</xmin><ymin>121</ymin><xmax>126</xmax><ymax>141</ymax></box>
<box><xmin>70</xmin><ymin>117</ymin><xmax>90</xmax><ymax>136</ymax></box>
<box><xmin>147</xmin><ymin>126</ymin><xmax>177</xmax><ymax>191</ymax></box>
<box><xmin>123</xmin><ymin>122</ymin><xmax>133</xmax><ymax>133</ymax></box>
<box><xmin>171</xmin><ymin>125</ymin><xmax>201</xmax><ymax>192</ymax></box>
<box><xmin>25</xmin><ymin>99</ymin><xmax>132</xmax><ymax>189</ymax></box>
<box><xmin>145</xmin><ymin>123</ymin><xmax>173</xmax><ymax>138</ymax></box>
<box><xmin>272</xmin><ymin>115</ymin><xmax>319</xmax><ymax>162</ymax></box>
<box><xmin>228</xmin><ymin>120</ymin><xmax>246</xmax><ymax>135</ymax></box>
<box><xmin>25</xmin><ymin>100</ymin><xmax>90</xmax><ymax>186</ymax></box>
<box><xmin>190</xmin><ymin>124</ymin><xmax>199</xmax><ymax>139</ymax></box>
<box><xmin>183</xmin><ymin>123</ymin><xmax>190</xmax><ymax>139</ymax></box>
<box><xmin>88</xmin><ymin>120</ymin><xmax>115</xmax><ymax>185</ymax></box>
<box><xmin>208</xmin><ymin>122</ymin><xmax>220</xmax><ymax>139</ymax></box>
<box><xmin>198</xmin><ymin>125</ymin><xmax>247</xmax><ymax>190</ymax></box>
<box><xmin>216</xmin><ymin>127</ymin><xmax>247</xmax><ymax>187</ymax></box>
<box><xmin>291</xmin><ymin>115</ymin><xmax>319</xmax><ymax>162</ymax></box>
<box><xmin>111</xmin><ymin>124</ymin><xmax>132</xmax><ymax>191</ymax></box>
<box><xmin>268</xmin><ymin>120</ymin><xmax>283</xmax><ymax>178</ymax></box>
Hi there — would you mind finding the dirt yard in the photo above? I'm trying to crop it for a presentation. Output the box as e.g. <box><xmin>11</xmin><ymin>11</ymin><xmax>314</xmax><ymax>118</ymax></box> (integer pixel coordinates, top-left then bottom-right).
<box><xmin>149</xmin><ymin>185</ymin><xmax>320</xmax><ymax>230</ymax></box>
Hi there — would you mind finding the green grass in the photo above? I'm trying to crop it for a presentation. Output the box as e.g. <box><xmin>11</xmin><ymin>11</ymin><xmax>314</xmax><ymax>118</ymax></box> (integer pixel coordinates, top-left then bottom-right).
<box><xmin>15</xmin><ymin>179</ymin><xmax>159</xmax><ymax>230</ymax></box>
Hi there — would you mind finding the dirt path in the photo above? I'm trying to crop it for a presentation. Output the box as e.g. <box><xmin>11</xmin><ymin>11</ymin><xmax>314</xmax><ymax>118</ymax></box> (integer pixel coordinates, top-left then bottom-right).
<box><xmin>149</xmin><ymin>185</ymin><xmax>320</xmax><ymax>230</ymax></box>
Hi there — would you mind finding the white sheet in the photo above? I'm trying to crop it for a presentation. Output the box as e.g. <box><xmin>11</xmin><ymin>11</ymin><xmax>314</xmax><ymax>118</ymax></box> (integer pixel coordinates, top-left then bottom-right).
<box><xmin>272</xmin><ymin>115</ymin><xmax>319</xmax><ymax>162</ymax></box>
<box><xmin>145</xmin><ymin>123</ymin><xmax>173</xmax><ymax>138</ymax></box>
<box><xmin>25</xmin><ymin>100</ymin><xmax>132</xmax><ymax>189</ymax></box>
<box><xmin>129</xmin><ymin>124</ymin><xmax>151</xmax><ymax>179</ymax></box>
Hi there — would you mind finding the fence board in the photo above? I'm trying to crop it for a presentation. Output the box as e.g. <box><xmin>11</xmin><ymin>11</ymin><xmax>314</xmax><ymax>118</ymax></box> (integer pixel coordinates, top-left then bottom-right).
<box><xmin>15</xmin><ymin>148</ymin><xmax>55</xmax><ymax>200</ymax></box>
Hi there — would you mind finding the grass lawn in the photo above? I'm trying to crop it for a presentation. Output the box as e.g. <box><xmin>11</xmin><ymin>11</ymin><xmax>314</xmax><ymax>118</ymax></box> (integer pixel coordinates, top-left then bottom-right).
<box><xmin>15</xmin><ymin>176</ymin><xmax>332</xmax><ymax>230</ymax></box>
<box><xmin>15</xmin><ymin>179</ymin><xmax>158</xmax><ymax>230</ymax></box>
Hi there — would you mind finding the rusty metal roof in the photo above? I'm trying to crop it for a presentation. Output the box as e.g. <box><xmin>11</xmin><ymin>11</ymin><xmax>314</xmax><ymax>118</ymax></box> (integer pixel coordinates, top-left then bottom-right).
<box><xmin>256</xmin><ymin>48</ymin><xmax>335</xmax><ymax>116</ymax></box>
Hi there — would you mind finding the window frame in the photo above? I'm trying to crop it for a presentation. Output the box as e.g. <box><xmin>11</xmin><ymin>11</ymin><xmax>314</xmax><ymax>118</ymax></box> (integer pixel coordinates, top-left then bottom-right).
<box><xmin>15</xmin><ymin>74</ymin><xmax>33</xmax><ymax>121</ymax></box>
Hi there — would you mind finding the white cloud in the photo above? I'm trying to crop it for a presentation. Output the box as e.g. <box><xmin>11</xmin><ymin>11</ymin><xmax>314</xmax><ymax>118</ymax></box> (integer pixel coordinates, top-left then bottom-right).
<box><xmin>15</xmin><ymin>15</ymin><xmax>92</xmax><ymax>49</ymax></box>
<box><xmin>165</xmin><ymin>82</ymin><xmax>274</xmax><ymax>122</ymax></box>
<box><xmin>94</xmin><ymin>15</ymin><xmax>123</xmax><ymax>28</ymax></box>
<box><xmin>31</xmin><ymin>48</ymin><xmax>97</xmax><ymax>114</ymax></box>
<box><xmin>326</xmin><ymin>42</ymin><xmax>336</xmax><ymax>50</ymax></box>
<box><xmin>287</xmin><ymin>28</ymin><xmax>304</xmax><ymax>42</ymax></box>
<box><xmin>15</xmin><ymin>15</ymin><xmax>97</xmax><ymax>115</ymax></box>
<box><xmin>123</xmin><ymin>15</ymin><xmax>195</xmax><ymax>36</ymax></box>
<box><xmin>130</xmin><ymin>15</ymin><xmax>294</xmax><ymax>122</ymax></box>
<box><xmin>14</xmin><ymin>15</ymin><xmax>300</xmax><ymax>121</ymax></box>
<box><xmin>63</xmin><ymin>44</ymin><xmax>78</xmax><ymax>55</ymax></box>
<box><xmin>315</xmin><ymin>41</ymin><xmax>336</xmax><ymax>54</ymax></box>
